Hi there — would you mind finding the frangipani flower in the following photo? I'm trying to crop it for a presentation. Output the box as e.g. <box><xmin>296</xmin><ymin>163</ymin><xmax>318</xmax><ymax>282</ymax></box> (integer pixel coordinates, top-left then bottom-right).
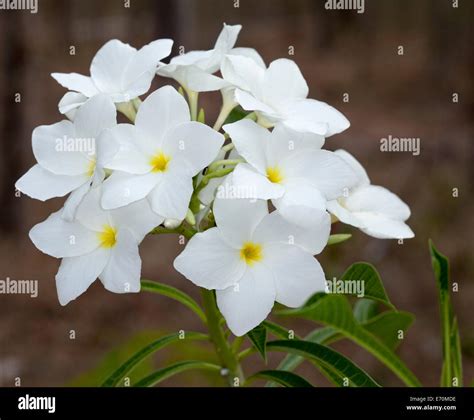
<box><xmin>174</xmin><ymin>194</ymin><xmax>329</xmax><ymax>336</ymax></box>
<box><xmin>52</xmin><ymin>38</ymin><xmax>173</xmax><ymax>115</ymax></box>
<box><xmin>158</xmin><ymin>23</ymin><xmax>264</xmax><ymax>93</ymax></box>
<box><xmin>327</xmin><ymin>150</ymin><xmax>414</xmax><ymax>239</ymax></box>
<box><xmin>100</xmin><ymin>86</ymin><xmax>225</xmax><ymax>220</ymax></box>
<box><xmin>29</xmin><ymin>187</ymin><xmax>163</xmax><ymax>305</ymax></box>
<box><xmin>221</xmin><ymin>55</ymin><xmax>350</xmax><ymax>136</ymax></box>
<box><xmin>15</xmin><ymin>94</ymin><xmax>117</xmax><ymax>219</ymax></box>
<box><xmin>223</xmin><ymin>119</ymin><xmax>357</xmax><ymax>229</ymax></box>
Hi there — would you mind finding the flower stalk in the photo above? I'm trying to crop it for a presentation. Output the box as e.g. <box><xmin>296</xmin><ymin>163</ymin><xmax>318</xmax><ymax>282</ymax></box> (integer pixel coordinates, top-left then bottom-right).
<box><xmin>200</xmin><ymin>288</ymin><xmax>244</xmax><ymax>386</ymax></box>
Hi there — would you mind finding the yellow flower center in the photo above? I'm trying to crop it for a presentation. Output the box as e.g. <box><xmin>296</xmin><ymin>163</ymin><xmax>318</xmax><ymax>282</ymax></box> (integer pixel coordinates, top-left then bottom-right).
<box><xmin>266</xmin><ymin>166</ymin><xmax>283</xmax><ymax>184</ymax></box>
<box><xmin>240</xmin><ymin>242</ymin><xmax>263</xmax><ymax>266</ymax></box>
<box><xmin>150</xmin><ymin>151</ymin><xmax>170</xmax><ymax>173</ymax></box>
<box><xmin>86</xmin><ymin>159</ymin><xmax>96</xmax><ymax>177</ymax></box>
<box><xmin>97</xmin><ymin>225</ymin><xmax>117</xmax><ymax>248</ymax></box>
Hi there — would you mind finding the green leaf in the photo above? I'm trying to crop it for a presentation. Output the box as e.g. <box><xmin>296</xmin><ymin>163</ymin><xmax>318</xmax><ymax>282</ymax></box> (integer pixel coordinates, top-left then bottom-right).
<box><xmin>141</xmin><ymin>279</ymin><xmax>206</xmax><ymax>323</ymax></box>
<box><xmin>429</xmin><ymin>240</ymin><xmax>462</xmax><ymax>386</ymax></box>
<box><xmin>248</xmin><ymin>370</ymin><xmax>313</xmax><ymax>387</ymax></box>
<box><xmin>279</xmin><ymin>294</ymin><xmax>421</xmax><ymax>387</ymax></box>
<box><xmin>223</xmin><ymin>106</ymin><xmax>251</xmax><ymax>125</ymax></box>
<box><xmin>247</xmin><ymin>325</ymin><xmax>267</xmax><ymax>361</ymax></box>
<box><xmin>134</xmin><ymin>361</ymin><xmax>221</xmax><ymax>387</ymax></box>
<box><xmin>341</xmin><ymin>262</ymin><xmax>394</xmax><ymax>308</ymax></box>
<box><xmin>363</xmin><ymin>311</ymin><xmax>414</xmax><ymax>350</ymax></box>
<box><xmin>327</xmin><ymin>233</ymin><xmax>352</xmax><ymax>246</ymax></box>
<box><xmin>102</xmin><ymin>332</ymin><xmax>208</xmax><ymax>387</ymax></box>
<box><xmin>267</xmin><ymin>340</ymin><xmax>380</xmax><ymax>387</ymax></box>
<box><xmin>261</xmin><ymin>321</ymin><xmax>291</xmax><ymax>339</ymax></box>
<box><xmin>353</xmin><ymin>299</ymin><xmax>379</xmax><ymax>323</ymax></box>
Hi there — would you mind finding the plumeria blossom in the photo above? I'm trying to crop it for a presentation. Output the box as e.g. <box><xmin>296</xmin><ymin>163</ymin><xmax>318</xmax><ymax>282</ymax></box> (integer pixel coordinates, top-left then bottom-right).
<box><xmin>221</xmin><ymin>54</ymin><xmax>349</xmax><ymax>136</ymax></box>
<box><xmin>223</xmin><ymin>119</ymin><xmax>357</xmax><ymax>229</ymax></box>
<box><xmin>100</xmin><ymin>86</ymin><xmax>225</xmax><ymax>220</ymax></box>
<box><xmin>52</xmin><ymin>38</ymin><xmax>173</xmax><ymax>116</ymax></box>
<box><xmin>158</xmin><ymin>23</ymin><xmax>264</xmax><ymax>93</ymax></box>
<box><xmin>15</xmin><ymin>94</ymin><xmax>117</xmax><ymax>219</ymax></box>
<box><xmin>174</xmin><ymin>193</ymin><xmax>329</xmax><ymax>336</ymax></box>
<box><xmin>327</xmin><ymin>150</ymin><xmax>414</xmax><ymax>239</ymax></box>
<box><xmin>29</xmin><ymin>187</ymin><xmax>163</xmax><ymax>305</ymax></box>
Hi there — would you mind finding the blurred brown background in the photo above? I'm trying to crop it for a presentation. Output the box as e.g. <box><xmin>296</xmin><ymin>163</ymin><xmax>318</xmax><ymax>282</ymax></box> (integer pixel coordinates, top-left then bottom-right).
<box><xmin>0</xmin><ymin>0</ymin><xmax>473</xmax><ymax>387</ymax></box>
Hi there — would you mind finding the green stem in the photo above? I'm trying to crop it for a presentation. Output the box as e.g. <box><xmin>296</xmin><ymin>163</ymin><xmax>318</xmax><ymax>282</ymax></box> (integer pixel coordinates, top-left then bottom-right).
<box><xmin>200</xmin><ymin>289</ymin><xmax>244</xmax><ymax>386</ymax></box>
<box><xmin>208</xmin><ymin>159</ymin><xmax>243</xmax><ymax>173</ymax></box>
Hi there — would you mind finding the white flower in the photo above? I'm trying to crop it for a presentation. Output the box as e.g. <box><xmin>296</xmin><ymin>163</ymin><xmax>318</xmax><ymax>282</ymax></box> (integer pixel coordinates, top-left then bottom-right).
<box><xmin>15</xmin><ymin>95</ymin><xmax>117</xmax><ymax>219</ymax></box>
<box><xmin>29</xmin><ymin>187</ymin><xmax>163</xmax><ymax>305</ymax></box>
<box><xmin>174</xmin><ymin>194</ymin><xmax>329</xmax><ymax>336</ymax></box>
<box><xmin>52</xmin><ymin>38</ymin><xmax>173</xmax><ymax>115</ymax></box>
<box><xmin>221</xmin><ymin>55</ymin><xmax>350</xmax><ymax>136</ymax></box>
<box><xmin>100</xmin><ymin>86</ymin><xmax>225</xmax><ymax>220</ymax></box>
<box><xmin>327</xmin><ymin>150</ymin><xmax>414</xmax><ymax>239</ymax></box>
<box><xmin>158</xmin><ymin>23</ymin><xmax>264</xmax><ymax>93</ymax></box>
<box><xmin>223</xmin><ymin>119</ymin><xmax>357</xmax><ymax>229</ymax></box>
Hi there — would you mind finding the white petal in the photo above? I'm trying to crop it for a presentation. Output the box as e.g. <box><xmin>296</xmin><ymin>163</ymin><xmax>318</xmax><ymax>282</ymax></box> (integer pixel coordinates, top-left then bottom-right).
<box><xmin>58</xmin><ymin>92</ymin><xmax>88</xmax><ymax>118</ymax></box>
<box><xmin>29</xmin><ymin>210</ymin><xmax>98</xmax><ymax>258</ymax></box>
<box><xmin>163</xmin><ymin>122</ymin><xmax>224</xmax><ymax>175</ymax></box>
<box><xmin>235</xmin><ymin>89</ymin><xmax>275</xmax><ymax>114</ymax></box>
<box><xmin>174</xmin><ymin>228</ymin><xmax>246</xmax><ymax>290</ymax></box>
<box><xmin>229</xmin><ymin>48</ymin><xmax>266</xmax><ymax>68</ymax></box>
<box><xmin>216</xmin><ymin>263</ymin><xmax>276</xmax><ymax>336</ymax></box>
<box><xmin>263</xmin><ymin>59</ymin><xmax>309</xmax><ymax>103</ymax></box>
<box><xmin>264</xmin><ymin>243</ymin><xmax>326</xmax><ymax>307</ymax></box>
<box><xmin>214</xmin><ymin>24</ymin><xmax>242</xmax><ymax>52</ymax></box>
<box><xmin>221</xmin><ymin>54</ymin><xmax>265</xmax><ymax>94</ymax></box>
<box><xmin>99</xmin><ymin>229</ymin><xmax>142</xmax><ymax>293</ymax></box>
<box><xmin>273</xmin><ymin>181</ymin><xmax>328</xmax><ymax>230</ymax></box>
<box><xmin>75</xmin><ymin>186</ymin><xmax>111</xmax><ymax>231</ymax></box>
<box><xmin>356</xmin><ymin>213</ymin><xmax>415</xmax><ymax>239</ymax></box>
<box><xmin>326</xmin><ymin>199</ymin><xmax>365</xmax><ymax>228</ymax></box>
<box><xmin>101</xmin><ymin>171</ymin><xmax>160</xmax><ymax>209</ymax></box>
<box><xmin>252</xmin><ymin>210</ymin><xmax>330</xmax><ymax>255</ymax></box>
<box><xmin>32</xmin><ymin>120</ymin><xmax>89</xmax><ymax>176</ymax></box>
<box><xmin>268</xmin><ymin>124</ymin><xmax>325</xmax><ymax>167</ymax></box>
<box><xmin>123</xmin><ymin>39</ymin><xmax>173</xmax><ymax>94</ymax></box>
<box><xmin>74</xmin><ymin>94</ymin><xmax>117</xmax><ymax>139</ymax></box>
<box><xmin>16</xmin><ymin>164</ymin><xmax>87</xmax><ymax>201</ymax></box>
<box><xmin>110</xmin><ymin>199</ymin><xmax>164</xmax><ymax>242</ymax></box>
<box><xmin>135</xmin><ymin>86</ymin><xmax>190</xmax><ymax>145</ymax></box>
<box><xmin>284</xmin><ymin>150</ymin><xmax>358</xmax><ymax>200</ymax></box>
<box><xmin>231</xmin><ymin>163</ymin><xmax>284</xmax><ymax>200</ymax></box>
<box><xmin>158</xmin><ymin>63</ymin><xmax>228</xmax><ymax>92</ymax></box>
<box><xmin>62</xmin><ymin>181</ymin><xmax>91</xmax><ymax>221</ymax></box>
<box><xmin>223</xmin><ymin>119</ymin><xmax>269</xmax><ymax>172</ymax></box>
<box><xmin>282</xmin><ymin>98</ymin><xmax>350</xmax><ymax>137</ymax></box>
<box><xmin>344</xmin><ymin>185</ymin><xmax>411</xmax><ymax>221</ymax></box>
<box><xmin>335</xmin><ymin>149</ymin><xmax>370</xmax><ymax>186</ymax></box>
<box><xmin>213</xmin><ymin>189</ymin><xmax>268</xmax><ymax>248</ymax></box>
<box><xmin>101</xmin><ymin>124</ymin><xmax>151</xmax><ymax>174</ymax></box>
<box><xmin>56</xmin><ymin>248</ymin><xmax>109</xmax><ymax>305</ymax></box>
<box><xmin>51</xmin><ymin>72</ymin><xmax>99</xmax><ymax>97</ymax></box>
<box><xmin>90</xmin><ymin>40</ymin><xmax>136</xmax><ymax>94</ymax></box>
<box><xmin>148</xmin><ymin>166</ymin><xmax>193</xmax><ymax>220</ymax></box>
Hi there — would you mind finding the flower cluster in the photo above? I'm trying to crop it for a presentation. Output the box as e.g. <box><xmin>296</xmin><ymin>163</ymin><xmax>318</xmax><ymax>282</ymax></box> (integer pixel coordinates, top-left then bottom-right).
<box><xmin>16</xmin><ymin>24</ymin><xmax>414</xmax><ymax>336</ymax></box>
